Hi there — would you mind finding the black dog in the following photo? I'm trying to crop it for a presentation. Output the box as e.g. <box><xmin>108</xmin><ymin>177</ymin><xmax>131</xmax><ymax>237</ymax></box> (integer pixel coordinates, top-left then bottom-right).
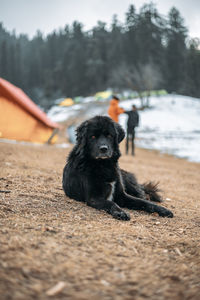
<box><xmin>63</xmin><ymin>116</ymin><xmax>173</xmax><ymax>220</ymax></box>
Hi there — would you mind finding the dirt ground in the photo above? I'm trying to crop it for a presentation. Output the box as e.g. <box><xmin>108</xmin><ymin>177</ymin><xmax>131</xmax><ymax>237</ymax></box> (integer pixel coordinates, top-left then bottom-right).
<box><xmin>0</xmin><ymin>140</ymin><xmax>200</xmax><ymax>300</ymax></box>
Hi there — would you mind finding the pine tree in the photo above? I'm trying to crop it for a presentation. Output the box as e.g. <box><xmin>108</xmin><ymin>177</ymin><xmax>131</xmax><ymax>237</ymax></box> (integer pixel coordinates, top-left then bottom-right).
<box><xmin>124</xmin><ymin>4</ymin><xmax>138</xmax><ymax>65</ymax></box>
<box><xmin>165</xmin><ymin>7</ymin><xmax>188</xmax><ymax>93</ymax></box>
<box><xmin>0</xmin><ymin>40</ymin><xmax>8</xmax><ymax>79</ymax></box>
<box><xmin>185</xmin><ymin>38</ymin><xmax>200</xmax><ymax>97</ymax></box>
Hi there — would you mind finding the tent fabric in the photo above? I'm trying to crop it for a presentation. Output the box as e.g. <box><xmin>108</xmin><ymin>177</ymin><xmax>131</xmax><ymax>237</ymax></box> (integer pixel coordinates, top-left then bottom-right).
<box><xmin>95</xmin><ymin>91</ymin><xmax>112</xmax><ymax>100</ymax></box>
<box><xmin>59</xmin><ymin>98</ymin><xmax>74</xmax><ymax>106</ymax></box>
<box><xmin>0</xmin><ymin>78</ymin><xmax>59</xmax><ymax>144</ymax></box>
<box><xmin>0</xmin><ymin>78</ymin><xmax>58</xmax><ymax>128</ymax></box>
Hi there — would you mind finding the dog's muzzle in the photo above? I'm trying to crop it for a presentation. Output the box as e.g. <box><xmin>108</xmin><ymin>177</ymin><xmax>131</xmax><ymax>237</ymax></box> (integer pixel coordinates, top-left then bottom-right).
<box><xmin>96</xmin><ymin>144</ymin><xmax>112</xmax><ymax>159</ymax></box>
<box><xmin>99</xmin><ymin>145</ymin><xmax>108</xmax><ymax>153</ymax></box>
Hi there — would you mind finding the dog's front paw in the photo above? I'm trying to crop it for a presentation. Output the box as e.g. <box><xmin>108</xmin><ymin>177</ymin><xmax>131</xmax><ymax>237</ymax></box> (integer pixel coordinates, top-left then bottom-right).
<box><xmin>157</xmin><ymin>207</ymin><xmax>173</xmax><ymax>218</ymax></box>
<box><xmin>112</xmin><ymin>210</ymin><xmax>130</xmax><ymax>221</ymax></box>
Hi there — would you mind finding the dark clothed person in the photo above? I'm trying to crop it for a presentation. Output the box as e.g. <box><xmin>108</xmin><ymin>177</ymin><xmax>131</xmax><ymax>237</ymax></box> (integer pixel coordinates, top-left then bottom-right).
<box><xmin>124</xmin><ymin>105</ymin><xmax>139</xmax><ymax>155</ymax></box>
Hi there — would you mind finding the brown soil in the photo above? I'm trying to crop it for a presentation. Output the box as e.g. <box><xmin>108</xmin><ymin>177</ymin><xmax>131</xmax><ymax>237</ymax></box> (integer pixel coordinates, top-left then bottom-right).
<box><xmin>0</xmin><ymin>140</ymin><xmax>200</xmax><ymax>300</ymax></box>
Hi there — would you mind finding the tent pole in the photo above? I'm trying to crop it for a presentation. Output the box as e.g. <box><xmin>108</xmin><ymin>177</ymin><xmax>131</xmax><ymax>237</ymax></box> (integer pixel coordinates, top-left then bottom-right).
<box><xmin>46</xmin><ymin>128</ymin><xmax>59</xmax><ymax>144</ymax></box>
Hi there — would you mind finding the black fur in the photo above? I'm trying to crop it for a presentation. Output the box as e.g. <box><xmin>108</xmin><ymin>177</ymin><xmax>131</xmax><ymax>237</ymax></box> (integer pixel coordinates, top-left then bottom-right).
<box><xmin>63</xmin><ymin>116</ymin><xmax>173</xmax><ymax>220</ymax></box>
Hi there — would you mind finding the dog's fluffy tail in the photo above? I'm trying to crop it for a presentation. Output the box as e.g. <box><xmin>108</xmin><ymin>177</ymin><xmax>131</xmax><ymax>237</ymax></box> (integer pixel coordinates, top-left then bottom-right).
<box><xmin>142</xmin><ymin>182</ymin><xmax>162</xmax><ymax>202</ymax></box>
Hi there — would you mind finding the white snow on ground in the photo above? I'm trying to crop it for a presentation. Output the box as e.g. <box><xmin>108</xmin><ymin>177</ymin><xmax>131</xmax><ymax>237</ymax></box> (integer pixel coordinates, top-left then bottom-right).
<box><xmin>47</xmin><ymin>104</ymin><xmax>83</xmax><ymax>122</ymax></box>
<box><xmin>47</xmin><ymin>94</ymin><xmax>200</xmax><ymax>163</ymax></box>
<box><xmin>119</xmin><ymin>95</ymin><xmax>200</xmax><ymax>162</ymax></box>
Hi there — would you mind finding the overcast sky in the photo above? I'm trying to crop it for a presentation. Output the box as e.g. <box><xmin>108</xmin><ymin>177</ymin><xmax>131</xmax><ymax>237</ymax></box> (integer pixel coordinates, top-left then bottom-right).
<box><xmin>1</xmin><ymin>0</ymin><xmax>200</xmax><ymax>38</ymax></box>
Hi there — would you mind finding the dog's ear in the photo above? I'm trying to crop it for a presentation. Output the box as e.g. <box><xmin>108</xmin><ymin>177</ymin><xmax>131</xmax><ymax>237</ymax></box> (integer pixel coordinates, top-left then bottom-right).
<box><xmin>76</xmin><ymin>120</ymin><xmax>88</xmax><ymax>144</ymax></box>
<box><xmin>70</xmin><ymin>120</ymin><xmax>89</xmax><ymax>169</ymax></box>
<box><xmin>73</xmin><ymin>120</ymin><xmax>89</xmax><ymax>161</ymax></box>
<box><xmin>114</xmin><ymin>122</ymin><xmax>125</xmax><ymax>143</ymax></box>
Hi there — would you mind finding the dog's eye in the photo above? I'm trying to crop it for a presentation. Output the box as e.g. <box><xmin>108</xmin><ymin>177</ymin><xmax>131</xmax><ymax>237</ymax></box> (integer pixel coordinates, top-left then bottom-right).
<box><xmin>107</xmin><ymin>134</ymin><xmax>112</xmax><ymax>138</ymax></box>
<box><xmin>91</xmin><ymin>136</ymin><xmax>96</xmax><ymax>139</ymax></box>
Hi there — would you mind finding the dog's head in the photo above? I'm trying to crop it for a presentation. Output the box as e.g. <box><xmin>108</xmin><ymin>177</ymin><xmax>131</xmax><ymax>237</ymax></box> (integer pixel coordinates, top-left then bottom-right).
<box><xmin>75</xmin><ymin>116</ymin><xmax>125</xmax><ymax>161</ymax></box>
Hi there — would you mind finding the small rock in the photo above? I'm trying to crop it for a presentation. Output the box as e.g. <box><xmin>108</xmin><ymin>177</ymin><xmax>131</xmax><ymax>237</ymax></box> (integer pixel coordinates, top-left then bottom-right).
<box><xmin>46</xmin><ymin>281</ymin><xmax>66</xmax><ymax>296</ymax></box>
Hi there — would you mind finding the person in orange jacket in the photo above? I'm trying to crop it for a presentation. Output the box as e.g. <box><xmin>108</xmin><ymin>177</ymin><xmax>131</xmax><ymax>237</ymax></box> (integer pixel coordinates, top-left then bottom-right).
<box><xmin>108</xmin><ymin>95</ymin><xmax>124</xmax><ymax>123</ymax></box>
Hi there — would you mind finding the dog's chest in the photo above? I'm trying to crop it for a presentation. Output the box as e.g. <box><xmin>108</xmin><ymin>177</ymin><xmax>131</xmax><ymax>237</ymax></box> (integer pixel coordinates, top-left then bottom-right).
<box><xmin>107</xmin><ymin>181</ymin><xmax>116</xmax><ymax>201</ymax></box>
<box><xmin>92</xmin><ymin>163</ymin><xmax>117</xmax><ymax>183</ymax></box>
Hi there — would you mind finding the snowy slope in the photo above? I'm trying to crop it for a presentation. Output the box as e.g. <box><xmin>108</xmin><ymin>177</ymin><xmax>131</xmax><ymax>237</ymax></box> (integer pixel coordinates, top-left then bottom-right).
<box><xmin>47</xmin><ymin>94</ymin><xmax>200</xmax><ymax>163</ymax></box>
<box><xmin>119</xmin><ymin>95</ymin><xmax>200</xmax><ymax>162</ymax></box>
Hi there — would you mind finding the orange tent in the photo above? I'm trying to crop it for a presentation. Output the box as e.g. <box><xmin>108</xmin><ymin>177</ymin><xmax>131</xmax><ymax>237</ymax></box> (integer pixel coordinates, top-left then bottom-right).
<box><xmin>0</xmin><ymin>78</ymin><xmax>59</xmax><ymax>144</ymax></box>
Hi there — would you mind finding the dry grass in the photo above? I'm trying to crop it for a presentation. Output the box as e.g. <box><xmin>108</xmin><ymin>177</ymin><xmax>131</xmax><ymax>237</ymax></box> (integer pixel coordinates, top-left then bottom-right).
<box><xmin>0</xmin><ymin>141</ymin><xmax>200</xmax><ymax>300</ymax></box>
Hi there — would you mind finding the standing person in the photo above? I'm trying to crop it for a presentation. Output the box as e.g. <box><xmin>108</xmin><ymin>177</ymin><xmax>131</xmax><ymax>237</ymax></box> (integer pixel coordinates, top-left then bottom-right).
<box><xmin>124</xmin><ymin>105</ymin><xmax>139</xmax><ymax>155</ymax></box>
<box><xmin>108</xmin><ymin>95</ymin><xmax>124</xmax><ymax>123</ymax></box>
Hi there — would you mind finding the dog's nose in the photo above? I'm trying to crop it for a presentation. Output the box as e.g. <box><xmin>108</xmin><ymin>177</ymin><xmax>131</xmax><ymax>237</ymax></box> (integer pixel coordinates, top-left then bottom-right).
<box><xmin>99</xmin><ymin>145</ymin><xmax>108</xmax><ymax>153</ymax></box>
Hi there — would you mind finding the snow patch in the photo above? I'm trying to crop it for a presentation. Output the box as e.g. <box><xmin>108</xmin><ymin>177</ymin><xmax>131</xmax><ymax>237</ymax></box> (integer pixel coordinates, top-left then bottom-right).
<box><xmin>119</xmin><ymin>95</ymin><xmax>200</xmax><ymax>162</ymax></box>
<box><xmin>47</xmin><ymin>94</ymin><xmax>200</xmax><ymax>162</ymax></box>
